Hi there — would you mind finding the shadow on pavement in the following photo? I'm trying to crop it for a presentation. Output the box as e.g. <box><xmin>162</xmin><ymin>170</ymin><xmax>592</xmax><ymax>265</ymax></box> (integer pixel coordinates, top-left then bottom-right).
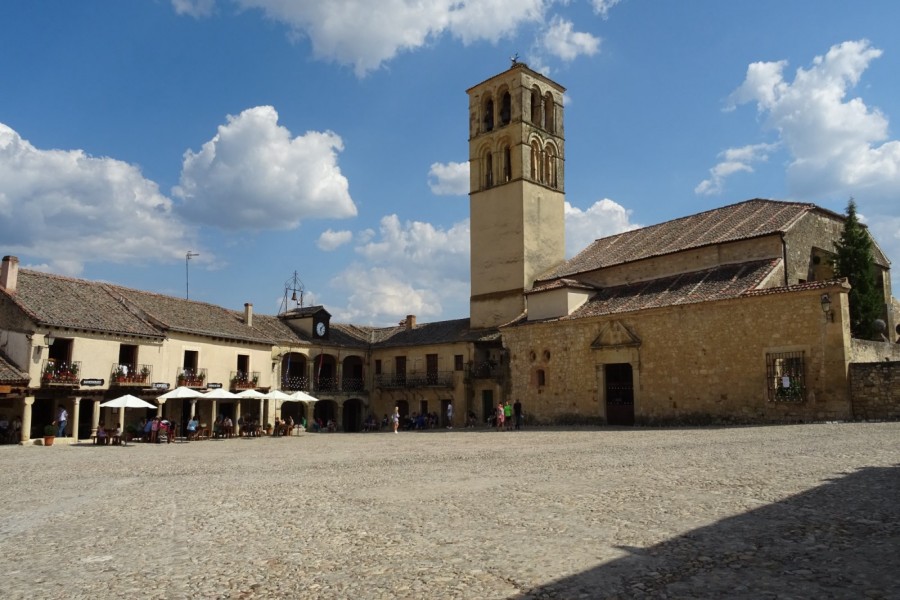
<box><xmin>513</xmin><ymin>464</ymin><xmax>900</xmax><ymax>599</ymax></box>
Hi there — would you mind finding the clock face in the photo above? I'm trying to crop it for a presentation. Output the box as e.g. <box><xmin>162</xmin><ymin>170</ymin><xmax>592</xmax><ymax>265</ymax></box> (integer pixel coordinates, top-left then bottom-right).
<box><xmin>315</xmin><ymin>321</ymin><xmax>326</xmax><ymax>336</ymax></box>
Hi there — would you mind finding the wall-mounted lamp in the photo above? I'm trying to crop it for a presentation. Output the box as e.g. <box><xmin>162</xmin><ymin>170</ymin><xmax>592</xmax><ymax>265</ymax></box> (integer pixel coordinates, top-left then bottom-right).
<box><xmin>44</xmin><ymin>333</ymin><xmax>55</xmax><ymax>347</ymax></box>
<box><xmin>820</xmin><ymin>293</ymin><xmax>834</xmax><ymax>322</ymax></box>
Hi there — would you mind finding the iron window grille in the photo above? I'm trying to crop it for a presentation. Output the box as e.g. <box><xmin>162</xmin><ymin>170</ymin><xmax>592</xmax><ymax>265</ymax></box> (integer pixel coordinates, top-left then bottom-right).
<box><xmin>766</xmin><ymin>351</ymin><xmax>806</xmax><ymax>402</ymax></box>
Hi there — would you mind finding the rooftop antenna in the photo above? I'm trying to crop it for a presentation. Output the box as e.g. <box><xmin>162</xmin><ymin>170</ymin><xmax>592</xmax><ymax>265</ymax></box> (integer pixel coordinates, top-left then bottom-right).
<box><xmin>279</xmin><ymin>271</ymin><xmax>305</xmax><ymax>315</ymax></box>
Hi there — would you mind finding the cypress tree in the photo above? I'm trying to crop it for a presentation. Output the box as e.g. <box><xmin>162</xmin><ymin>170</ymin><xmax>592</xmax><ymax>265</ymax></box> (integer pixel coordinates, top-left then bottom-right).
<box><xmin>833</xmin><ymin>199</ymin><xmax>883</xmax><ymax>339</ymax></box>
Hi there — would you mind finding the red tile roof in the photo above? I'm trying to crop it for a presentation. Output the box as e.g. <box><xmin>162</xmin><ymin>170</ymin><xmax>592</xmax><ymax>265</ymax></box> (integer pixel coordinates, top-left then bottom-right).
<box><xmin>540</xmin><ymin>199</ymin><xmax>814</xmax><ymax>281</ymax></box>
<box><xmin>564</xmin><ymin>259</ymin><xmax>779</xmax><ymax>319</ymax></box>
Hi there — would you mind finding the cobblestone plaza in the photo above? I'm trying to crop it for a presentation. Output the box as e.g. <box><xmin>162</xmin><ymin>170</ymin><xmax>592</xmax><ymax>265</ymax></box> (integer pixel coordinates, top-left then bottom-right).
<box><xmin>1</xmin><ymin>423</ymin><xmax>898</xmax><ymax>599</ymax></box>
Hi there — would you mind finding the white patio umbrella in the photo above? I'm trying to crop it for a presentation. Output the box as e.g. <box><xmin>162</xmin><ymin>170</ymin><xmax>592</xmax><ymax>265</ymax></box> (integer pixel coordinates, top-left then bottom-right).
<box><xmin>99</xmin><ymin>394</ymin><xmax>157</xmax><ymax>446</ymax></box>
<box><xmin>157</xmin><ymin>385</ymin><xmax>204</xmax><ymax>400</ymax></box>
<box><xmin>202</xmin><ymin>388</ymin><xmax>238</xmax><ymax>399</ymax></box>
<box><xmin>263</xmin><ymin>390</ymin><xmax>293</xmax><ymax>426</ymax></box>
<box><xmin>286</xmin><ymin>391</ymin><xmax>318</xmax><ymax>432</ymax></box>
<box><xmin>287</xmin><ymin>390</ymin><xmax>319</xmax><ymax>403</ymax></box>
<box><xmin>237</xmin><ymin>389</ymin><xmax>267</xmax><ymax>431</ymax></box>
<box><xmin>100</xmin><ymin>394</ymin><xmax>157</xmax><ymax>409</ymax></box>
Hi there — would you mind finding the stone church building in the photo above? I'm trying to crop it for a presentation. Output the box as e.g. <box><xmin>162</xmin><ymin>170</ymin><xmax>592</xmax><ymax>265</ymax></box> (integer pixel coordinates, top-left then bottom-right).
<box><xmin>1</xmin><ymin>63</ymin><xmax>897</xmax><ymax>442</ymax></box>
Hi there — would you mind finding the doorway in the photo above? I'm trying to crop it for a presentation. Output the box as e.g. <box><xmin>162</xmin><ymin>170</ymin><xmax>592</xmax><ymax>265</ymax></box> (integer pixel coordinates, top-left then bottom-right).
<box><xmin>605</xmin><ymin>363</ymin><xmax>634</xmax><ymax>426</ymax></box>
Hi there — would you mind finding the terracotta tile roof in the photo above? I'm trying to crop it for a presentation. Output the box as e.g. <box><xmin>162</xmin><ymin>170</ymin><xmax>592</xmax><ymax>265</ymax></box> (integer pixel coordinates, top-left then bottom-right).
<box><xmin>376</xmin><ymin>318</ymin><xmax>499</xmax><ymax>348</ymax></box>
<box><xmin>742</xmin><ymin>277</ymin><xmax>849</xmax><ymax>297</ymax></box>
<box><xmin>540</xmin><ymin>199</ymin><xmax>813</xmax><ymax>281</ymax></box>
<box><xmin>0</xmin><ymin>351</ymin><xmax>28</xmax><ymax>384</ymax></box>
<box><xmin>526</xmin><ymin>278</ymin><xmax>594</xmax><ymax>295</ymax></box>
<box><xmin>252</xmin><ymin>314</ymin><xmax>309</xmax><ymax>346</ymax></box>
<box><xmin>6</xmin><ymin>270</ymin><xmax>164</xmax><ymax>338</ymax></box>
<box><xmin>566</xmin><ymin>259</ymin><xmax>778</xmax><ymax>320</ymax></box>
<box><xmin>105</xmin><ymin>285</ymin><xmax>276</xmax><ymax>345</ymax></box>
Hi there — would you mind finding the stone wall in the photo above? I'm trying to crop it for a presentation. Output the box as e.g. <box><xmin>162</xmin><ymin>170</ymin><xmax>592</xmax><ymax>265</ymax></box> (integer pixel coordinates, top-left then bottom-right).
<box><xmin>502</xmin><ymin>283</ymin><xmax>852</xmax><ymax>425</ymax></box>
<box><xmin>849</xmin><ymin>361</ymin><xmax>900</xmax><ymax>420</ymax></box>
<box><xmin>850</xmin><ymin>339</ymin><xmax>900</xmax><ymax>362</ymax></box>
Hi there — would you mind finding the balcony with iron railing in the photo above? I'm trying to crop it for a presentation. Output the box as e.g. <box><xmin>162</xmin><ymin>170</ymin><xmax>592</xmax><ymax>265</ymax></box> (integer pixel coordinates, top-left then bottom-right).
<box><xmin>176</xmin><ymin>367</ymin><xmax>208</xmax><ymax>388</ymax></box>
<box><xmin>469</xmin><ymin>361</ymin><xmax>503</xmax><ymax>380</ymax></box>
<box><xmin>280</xmin><ymin>375</ymin><xmax>309</xmax><ymax>392</ymax></box>
<box><xmin>110</xmin><ymin>363</ymin><xmax>152</xmax><ymax>387</ymax></box>
<box><xmin>341</xmin><ymin>377</ymin><xmax>366</xmax><ymax>393</ymax></box>
<box><xmin>313</xmin><ymin>376</ymin><xmax>339</xmax><ymax>393</ymax></box>
<box><xmin>229</xmin><ymin>370</ymin><xmax>260</xmax><ymax>391</ymax></box>
<box><xmin>42</xmin><ymin>360</ymin><xmax>82</xmax><ymax>387</ymax></box>
<box><xmin>375</xmin><ymin>371</ymin><xmax>454</xmax><ymax>389</ymax></box>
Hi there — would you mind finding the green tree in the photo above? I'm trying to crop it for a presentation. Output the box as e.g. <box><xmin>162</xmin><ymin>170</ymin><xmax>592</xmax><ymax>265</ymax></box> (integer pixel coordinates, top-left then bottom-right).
<box><xmin>833</xmin><ymin>199</ymin><xmax>883</xmax><ymax>339</ymax></box>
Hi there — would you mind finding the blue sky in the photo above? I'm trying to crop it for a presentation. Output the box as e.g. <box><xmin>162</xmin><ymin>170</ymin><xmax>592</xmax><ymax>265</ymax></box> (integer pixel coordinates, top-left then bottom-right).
<box><xmin>2</xmin><ymin>1</ymin><xmax>898</xmax><ymax>325</ymax></box>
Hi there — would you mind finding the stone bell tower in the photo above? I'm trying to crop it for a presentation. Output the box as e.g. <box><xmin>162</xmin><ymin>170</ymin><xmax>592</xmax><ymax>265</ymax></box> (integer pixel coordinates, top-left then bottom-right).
<box><xmin>468</xmin><ymin>62</ymin><xmax>566</xmax><ymax>329</ymax></box>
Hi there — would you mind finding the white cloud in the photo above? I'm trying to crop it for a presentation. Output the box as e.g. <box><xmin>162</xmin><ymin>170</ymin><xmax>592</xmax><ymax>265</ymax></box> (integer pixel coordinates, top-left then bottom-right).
<box><xmin>591</xmin><ymin>0</ymin><xmax>621</xmax><ymax>19</ymax></box>
<box><xmin>317</xmin><ymin>229</ymin><xmax>353</xmax><ymax>251</ymax></box>
<box><xmin>171</xmin><ymin>0</ymin><xmax>215</xmax><ymax>17</ymax></box>
<box><xmin>724</xmin><ymin>40</ymin><xmax>900</xmax><ymax>200</ymax></box>
<box><xmin>713</xmin><ymin>40</ymin><xmax>900</xmax><ymax>287</ymax></box>
<box><xmin>186</xmin><ymin>0</ymin><xmax>549</xmax><ymax>76</ymax></box>
<box><xmin>0</xmin><ymin>123</ymin><xmax>198</xmax><ymax>275</ymax></box>
<box><xmin>428</xmin><ymin>161</ymin><xmax>469</xmax><ymax>196</ymax></box>
<box><xmin>695</xmin><ymin>142</ymin><xmax>780</xmax><ymax>196</ymax></box>
<box><xmin>565</xmin><ymin>199</ymin><xmax>639</xmax><ymax>258</ymax></box>
<box><xmin>328</xmin><ymin>214</ymin><xmax>470</xmax><ymax>324</ymax></box>
<box><xmin>541</xmin><ymin>16</ymin><xmax>600</xmax><ymax>62</ymax></box>
<box><xmin>173</xmin><ymin>106</ymin><xmax>357</xmax><ymax>230</ymax></box>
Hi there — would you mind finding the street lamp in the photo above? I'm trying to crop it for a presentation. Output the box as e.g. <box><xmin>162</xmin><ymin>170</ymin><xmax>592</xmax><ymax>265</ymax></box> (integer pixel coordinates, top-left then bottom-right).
<box><xmin>186</xmin><ymin>251</ymin><xmax>200</xmax><ymax>299</ymax></box>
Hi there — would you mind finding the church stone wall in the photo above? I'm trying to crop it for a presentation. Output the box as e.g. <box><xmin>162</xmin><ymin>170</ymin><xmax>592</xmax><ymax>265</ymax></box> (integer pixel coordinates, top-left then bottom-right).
<box><xmin>503</xmin><ymin>284</ymin><xmax>852</xmax><ymax>424</ymax></box>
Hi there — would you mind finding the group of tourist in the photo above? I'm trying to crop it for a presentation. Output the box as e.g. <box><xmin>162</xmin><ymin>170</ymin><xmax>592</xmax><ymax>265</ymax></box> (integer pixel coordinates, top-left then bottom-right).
<box><xmin>490</xmin><ymin>400</ymin><xmax>524</xmax><ymax>430</ymax></box>
<box><xmin>137</xmin><ymin>416</ymin><xmax>176</xmax><ymax>443</ymax></box>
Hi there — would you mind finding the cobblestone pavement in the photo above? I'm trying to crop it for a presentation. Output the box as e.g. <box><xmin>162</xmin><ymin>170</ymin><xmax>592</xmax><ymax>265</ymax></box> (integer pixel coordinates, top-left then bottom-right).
<box><xmin>1</xmin><ymin>423</ymin><xmax>899</xmax><ymax>600</ymax></box>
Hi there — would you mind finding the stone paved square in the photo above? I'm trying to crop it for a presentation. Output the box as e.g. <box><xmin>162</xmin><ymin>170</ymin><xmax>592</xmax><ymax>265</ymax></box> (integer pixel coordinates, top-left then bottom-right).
<box><xmin>1</xmin><ymin>423</ymin><xmax>899</xmax><ymax>599</ymax></box>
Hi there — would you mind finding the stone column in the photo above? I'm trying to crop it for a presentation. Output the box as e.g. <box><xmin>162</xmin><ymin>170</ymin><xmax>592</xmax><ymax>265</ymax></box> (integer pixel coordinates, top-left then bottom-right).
<box><xmin>91</xmin><ymin>398</ymin><xmax>100</xmax><ymax>438</ymax></box>
<box><xmin>190</xmin><ymin>398</ymin><xmax>197</xmax><ymax>419</ymax></box>
<box><xmin>156</xmin><ymin>398</ymin><xmax>164</xmax><ymax>417</ymax></box>
<box><xmin>71</xmin><ymin>397</ymin><xmax>81</xmax><ymax>443</ymax></box>
<box><xmin>258</xmin><ymin>398</ymin><xmax>264</xmax><ymax>425</ymax></box>
<box><xmin>336</xmin><ymin>403</ymin><xmax>344</xmax><ymax>432</ymax></box>
<box><xmin>210</xmin><ymin>400</ymin><xmax>217</xmax><ymax>428</ymax></box>
<box><xmin>119</xmin><ymin>401</ymin><xmax>126</xmax><ymax>431</ymax></box>
<box><xmin>234</xmin><ymin>400</ymin><xmax>242</xmax><ymax>436</ymax></box>
<box><xmin>21</xmin><ymin>396</ymin><xmax>35</xmax><ymax>443</ymax></box>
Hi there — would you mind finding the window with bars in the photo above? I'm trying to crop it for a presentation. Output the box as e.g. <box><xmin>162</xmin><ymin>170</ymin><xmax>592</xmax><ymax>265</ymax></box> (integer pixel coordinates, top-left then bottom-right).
<box><xmin>766</xmin><ymin>351</ymin><xmax>806</xmax><ymax>402</ymax></box>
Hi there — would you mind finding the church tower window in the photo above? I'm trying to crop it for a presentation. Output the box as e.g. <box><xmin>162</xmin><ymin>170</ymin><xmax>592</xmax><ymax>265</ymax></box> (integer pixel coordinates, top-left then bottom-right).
<box><xmin>543</xmin><ymin>92</ymin><xmax>555</xmax><ymax>133</ymax></box>
<box><xmin>500</xmin><ymin>90</ymin><xmax>511</xmax><ymax>126</ymax></box>
<box><xmin>483</xmin><ymin>97</ymin><xmax>494</xmax><ymax>132</ymax></box>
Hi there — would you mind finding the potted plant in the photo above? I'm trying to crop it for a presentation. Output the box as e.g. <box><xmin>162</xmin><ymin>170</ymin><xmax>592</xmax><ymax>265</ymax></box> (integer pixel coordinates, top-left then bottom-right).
<box><xmin>43</xmin><ymin>424</ymin><xmax>56</xmax><ymax>446</ymax></box>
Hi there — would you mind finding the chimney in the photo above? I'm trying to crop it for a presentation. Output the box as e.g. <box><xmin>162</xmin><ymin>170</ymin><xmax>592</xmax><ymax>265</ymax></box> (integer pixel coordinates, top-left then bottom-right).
<box><xmin>0</xmin><ymin>256</ymin><xmax>18</xmax><ymax>294</ymax></box>
<box><xmin>405</xmin><ymin>314</ymin><xmax>416</xmax><ymax>330</ymax></box>
<box><xmin>244</xmin><ymin>303</ymin><xmax>253</xmax><ymax>327</ymax></box>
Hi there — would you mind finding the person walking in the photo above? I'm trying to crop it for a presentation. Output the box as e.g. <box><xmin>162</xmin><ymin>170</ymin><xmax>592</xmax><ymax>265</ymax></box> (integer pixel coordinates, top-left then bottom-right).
<box><xmin>496</xmin><ymin>402</ymin><xmax>504</xmax><ymax>431</ymax></box>
<box><xmin>392</xmin><ymin>406</ymin><xmax>400</xmax><ymax>434</ymax></box>
<box><xmin>504</xmin><ymin>400</ymin><xmax>513</xmax><ymax>430</ymax></box>
<box><xmin>54</xmin><ymin>404</ymin><xmax>68</xmax><ymax>438</ymax></box>
<box><xmin>446</xmin><ymin>402</ymin><xmax>453</xmax><ymax>429</ymax></box>
<box><xmin>514</xmin><ymin>399</ymin><xmax>523</xmax><ymax>430</ymax></box>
